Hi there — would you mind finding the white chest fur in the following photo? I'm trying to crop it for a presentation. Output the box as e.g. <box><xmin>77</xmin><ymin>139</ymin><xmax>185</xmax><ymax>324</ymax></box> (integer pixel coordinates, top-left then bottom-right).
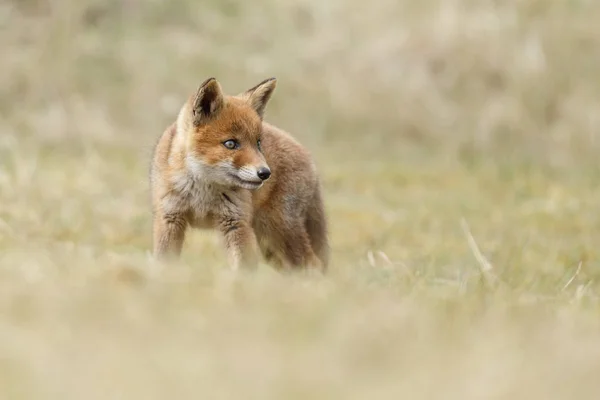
<box><xmin>162</xmin><ymin>171</ymin><xmax>222</xmax><ymax>227</ymax></box>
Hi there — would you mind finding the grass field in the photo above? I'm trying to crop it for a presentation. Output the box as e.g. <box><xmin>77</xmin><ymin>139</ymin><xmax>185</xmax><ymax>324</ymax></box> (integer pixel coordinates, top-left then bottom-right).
<box><xmin>1</xmin><ymin>0</ymin><xmax>600</xmax><ymax>398</ymax></box>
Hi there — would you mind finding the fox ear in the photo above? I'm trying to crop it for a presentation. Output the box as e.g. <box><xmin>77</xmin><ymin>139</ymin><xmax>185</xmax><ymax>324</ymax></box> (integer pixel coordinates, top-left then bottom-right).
<box><xmin>240</xmin><ymin>77</ymin><xmax>277</xmax><ymax>118</ymax></box>
<box><xmin>192</xmin><ymin>78</ymin><xmax>224</xmax><ymax>125</ymax></box>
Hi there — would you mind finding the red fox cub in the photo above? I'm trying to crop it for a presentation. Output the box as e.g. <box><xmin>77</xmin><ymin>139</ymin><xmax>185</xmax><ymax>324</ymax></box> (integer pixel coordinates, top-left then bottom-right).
<box><xmin>150</xmin><ymin>77</ymin><xmax>329</xmax><ymax>272</ymax></box>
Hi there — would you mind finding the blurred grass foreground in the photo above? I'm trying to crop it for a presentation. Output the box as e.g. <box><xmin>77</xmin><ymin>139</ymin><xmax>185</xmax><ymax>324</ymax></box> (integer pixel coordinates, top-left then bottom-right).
<box><xmin>1</xmin><ymin>0</ymin><xmax>600</xmax><ymax>398</ymax></box>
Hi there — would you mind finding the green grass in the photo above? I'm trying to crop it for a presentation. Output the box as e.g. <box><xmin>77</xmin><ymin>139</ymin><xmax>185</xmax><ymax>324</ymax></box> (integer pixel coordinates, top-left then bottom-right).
<box><xmin>1</xmin><ymin>0</ymin><xmax>600</xmax><ymax>398</ymax></box>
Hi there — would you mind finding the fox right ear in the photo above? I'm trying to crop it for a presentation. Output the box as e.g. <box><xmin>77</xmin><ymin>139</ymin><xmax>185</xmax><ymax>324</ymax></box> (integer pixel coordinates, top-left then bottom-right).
<box><xmin>240</xmin><ymin>77</ymin><xmax>277</xmax><ymax>119</ymax></box>
<box><xmin>192</xmin><ymin>78</ymin><xmax>224</xmax><ymax>125</ymax></box>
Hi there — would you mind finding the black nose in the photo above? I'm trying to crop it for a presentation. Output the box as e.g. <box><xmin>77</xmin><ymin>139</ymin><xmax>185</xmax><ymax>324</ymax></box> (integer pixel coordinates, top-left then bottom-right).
<box><xmin>257</xmin><ymin>167</ymin><xmax>271</xmax><ymax>181</ymax></box>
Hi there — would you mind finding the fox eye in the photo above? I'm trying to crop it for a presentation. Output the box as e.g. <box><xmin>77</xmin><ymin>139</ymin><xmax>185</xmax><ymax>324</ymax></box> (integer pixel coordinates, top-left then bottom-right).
<box><xmin>257</xmin><ymin>139</ymin><xmax>262</xmax><ymax>151</ymax></box>
<box><xmin>223</xmin><ymin>139</ymin><xmax>239</xmax><ymax>150</ymax></box>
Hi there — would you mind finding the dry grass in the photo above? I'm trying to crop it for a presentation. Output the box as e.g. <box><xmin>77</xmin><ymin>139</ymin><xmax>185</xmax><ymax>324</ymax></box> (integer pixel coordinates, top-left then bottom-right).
<box><xmin>2</xmin><ymin>0</ymin><xmax>600</xmax><ymax>398</ymax></box>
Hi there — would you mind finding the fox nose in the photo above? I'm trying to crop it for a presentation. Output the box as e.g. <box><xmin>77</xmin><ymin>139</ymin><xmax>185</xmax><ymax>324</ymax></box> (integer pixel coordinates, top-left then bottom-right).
<box><xmin>257</xmin><ymin>167</ymin><xmax>271</xmax><ymax>181</ymax></box>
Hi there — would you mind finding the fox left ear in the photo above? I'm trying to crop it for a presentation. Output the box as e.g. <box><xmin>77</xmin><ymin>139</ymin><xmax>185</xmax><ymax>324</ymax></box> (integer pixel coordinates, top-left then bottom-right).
<box><xmin>192</xmin><ymin>77</ymin><xmax>224</xmax><ymax>126</ymax></box>
<box><xmin>240</xmin><ymin>77</ymin><xmax>277</xmax><ymax>118</ymax></box>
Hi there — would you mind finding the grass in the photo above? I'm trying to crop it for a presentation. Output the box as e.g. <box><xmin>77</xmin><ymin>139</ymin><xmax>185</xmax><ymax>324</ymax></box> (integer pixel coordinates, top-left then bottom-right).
<box><xmin>1</xmin><ymin>0</ymin><xmax>600</xmax><ymax>398</ymax></box>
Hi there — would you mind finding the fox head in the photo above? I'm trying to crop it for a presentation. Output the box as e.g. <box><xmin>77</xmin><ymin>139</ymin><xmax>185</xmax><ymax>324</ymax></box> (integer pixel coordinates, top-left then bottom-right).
<box><xmin>177</xmin><ymin>77</ymin><xmax>277</xmax><ymax>190</ymax></box>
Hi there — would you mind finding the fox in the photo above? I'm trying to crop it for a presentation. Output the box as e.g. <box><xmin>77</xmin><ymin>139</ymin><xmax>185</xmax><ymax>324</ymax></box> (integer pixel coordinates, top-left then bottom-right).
<box><xmin>149</xmin><ymin>77</ymin><xmax>329</xmax><ymax>272</ymax></box>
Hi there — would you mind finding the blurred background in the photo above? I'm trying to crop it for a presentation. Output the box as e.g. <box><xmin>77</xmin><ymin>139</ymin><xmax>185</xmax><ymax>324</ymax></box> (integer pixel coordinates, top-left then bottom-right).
<box><xmin>1</xmin><ymin>0</ymin><xmax>600</xmax><ymax>398</ymax></box>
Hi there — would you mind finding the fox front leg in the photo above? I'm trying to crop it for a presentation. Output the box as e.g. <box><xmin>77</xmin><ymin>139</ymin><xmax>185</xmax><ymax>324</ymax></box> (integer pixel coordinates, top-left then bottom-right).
<box><xmin>219</xmin><ymin>218</ymin><xmax>260</xmax><ymax>271</ymax></box>
<box><xmin>153</xmin><ymin>213</ymin><xmax>187</xmax><ymax>260</ymax></box>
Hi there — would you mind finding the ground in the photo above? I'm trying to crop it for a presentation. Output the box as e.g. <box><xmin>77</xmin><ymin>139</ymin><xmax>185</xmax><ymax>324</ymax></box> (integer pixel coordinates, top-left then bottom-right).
<box><xmin>1</xmin><ymin>0</ymin><xmax>600</xmax><ymax>398</ymax></box>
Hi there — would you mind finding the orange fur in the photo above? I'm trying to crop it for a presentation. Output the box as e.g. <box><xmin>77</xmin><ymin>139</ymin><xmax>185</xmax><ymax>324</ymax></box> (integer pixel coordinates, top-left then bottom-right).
<box><xmin>150</xmin><ymin>77</ymin><xmax>329</xmax><ymax>272</ymax></box>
